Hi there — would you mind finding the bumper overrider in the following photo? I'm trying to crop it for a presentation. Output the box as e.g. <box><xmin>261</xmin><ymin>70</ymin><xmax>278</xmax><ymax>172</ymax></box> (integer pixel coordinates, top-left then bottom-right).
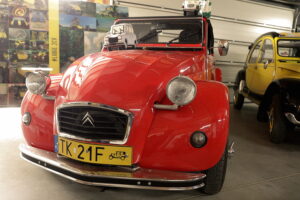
<box><xmin>285</xmin><ymin>104</ymin><xmax>300</xmax><ymax>126</ymax></box>
<box><xmin>285</xmin><ymin>113</ymin><xmax>300</xmax><ymax>125</ymax></box>
<box><xmin>19</xmin><ymin>144</ymin><xmax>206</xmax><ymax>191</ymax></box>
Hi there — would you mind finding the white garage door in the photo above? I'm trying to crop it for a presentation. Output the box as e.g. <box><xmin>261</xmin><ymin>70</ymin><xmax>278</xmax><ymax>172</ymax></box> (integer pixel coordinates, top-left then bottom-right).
<box><xmin>119</xmin><ymin>0</ymin><xmax>294</xmax><ymax>85</ymax></box>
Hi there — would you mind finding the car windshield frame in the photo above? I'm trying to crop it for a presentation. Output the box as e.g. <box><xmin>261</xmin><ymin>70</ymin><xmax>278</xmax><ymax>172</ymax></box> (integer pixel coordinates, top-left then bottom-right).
<box><xmin>111</xmin><ymin>25</ymin><xmax>125</xmax><ymax>35</ymax></box>
<box><xmin>115</xmin><ymin>17</ymin><xmax>204</xmax><ymax>49</ymax></box>
<box><xmin>277</xmin><ymin>38</ymin><xmax>300</xmax><ymax>58</ymax></box>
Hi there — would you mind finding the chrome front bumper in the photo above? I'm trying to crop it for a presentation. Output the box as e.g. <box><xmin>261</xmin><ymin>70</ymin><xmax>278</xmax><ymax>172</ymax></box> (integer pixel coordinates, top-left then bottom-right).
<box><xmin>19</xmin><ymin>144</ymin><xmax>206</xmax><ymax>191</ymax></box>
<box><xmin>285</xmin><ymin>113</ymin><xmax>300</xmax><ymax>125</ymax></box>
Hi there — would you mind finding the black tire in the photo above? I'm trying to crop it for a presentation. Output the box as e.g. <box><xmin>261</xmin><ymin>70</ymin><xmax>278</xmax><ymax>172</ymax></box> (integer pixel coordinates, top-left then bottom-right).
<box><xmin>268</xmin><ymin>94</ymin><xmax>290</xmax><ymax>143</ymax></box>
<box><xmin>233</xmin><ymin>76</ymin><xmax>244</xmax><ymax>110</ymax></box>
<box><xmin>201</xmin><ymin>145</ymin><xmax>228</xmax><ymax>195</ymax></box>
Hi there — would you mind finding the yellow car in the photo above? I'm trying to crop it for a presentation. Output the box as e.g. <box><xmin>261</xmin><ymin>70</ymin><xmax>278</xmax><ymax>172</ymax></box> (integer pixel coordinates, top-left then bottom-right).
<box><xmin>233</xmin><ymin>32</ymin><xmax>300</xmax><ymax>143</ymax></box>
<box><xmin>0</xmin><ymin>30</ymin><xmax>7</xmax><ymax>39</ymax></box>
<box><xmin>16</xmin><ymin>51</ymin><xmax>29</xmax><ymax>60</ymax></box>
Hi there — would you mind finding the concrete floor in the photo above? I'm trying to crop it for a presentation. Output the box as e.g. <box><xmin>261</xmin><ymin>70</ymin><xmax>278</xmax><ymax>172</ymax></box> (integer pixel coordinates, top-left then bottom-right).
<box><xmin>0</xmin><ymin>104</ymin><xmax>300</xmax><ymax>200</ymax></box>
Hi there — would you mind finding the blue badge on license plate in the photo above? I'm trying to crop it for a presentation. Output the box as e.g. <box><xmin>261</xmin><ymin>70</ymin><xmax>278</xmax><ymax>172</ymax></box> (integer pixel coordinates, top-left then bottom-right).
<box><xmin>54</xmin><ymin>135</ymin><xmax>58</xmax><ymax>152</ymax></box>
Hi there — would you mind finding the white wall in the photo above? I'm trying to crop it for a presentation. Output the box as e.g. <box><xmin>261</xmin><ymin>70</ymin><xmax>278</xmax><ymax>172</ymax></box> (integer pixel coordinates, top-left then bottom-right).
<box><xmin>119</xmin><ymin>0</ymin><xmax>295</xmax><ymax>83</ymax></box>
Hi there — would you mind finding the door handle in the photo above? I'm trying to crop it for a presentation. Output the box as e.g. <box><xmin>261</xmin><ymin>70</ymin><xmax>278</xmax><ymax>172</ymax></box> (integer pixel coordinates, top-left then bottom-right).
<box><xmin>263</xmin><ymin>60</ymin><xmax>269</xmax><ymax>69</ymax></box>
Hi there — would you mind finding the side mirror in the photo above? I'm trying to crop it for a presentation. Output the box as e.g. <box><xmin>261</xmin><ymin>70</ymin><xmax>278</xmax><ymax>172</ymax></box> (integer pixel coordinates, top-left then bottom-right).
<box><xmin>248</xmin><ymin>43</ymin><xmax>253</xmax><ymax>50</ymax></box>
<box><xmin>218</xmin><ymin>40</ymin><xmax>229</xmax><ymax>56</ymax></box>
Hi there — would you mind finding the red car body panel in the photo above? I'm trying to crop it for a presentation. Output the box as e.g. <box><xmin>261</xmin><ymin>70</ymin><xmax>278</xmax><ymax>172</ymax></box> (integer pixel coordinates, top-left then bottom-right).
<box><xmin>21</xmin><ymin>92</ymin><xmax>55</xmax><ymax>151</ymax></box>
<box><xmin>21</xmin><ymin>17</ymin><xmax>229</xmax><ymax>174</ymax></box>
<box><xmin>21</xmin><ymin>49</ymin><xmax>229</xmax><ymax>172</ymax></box>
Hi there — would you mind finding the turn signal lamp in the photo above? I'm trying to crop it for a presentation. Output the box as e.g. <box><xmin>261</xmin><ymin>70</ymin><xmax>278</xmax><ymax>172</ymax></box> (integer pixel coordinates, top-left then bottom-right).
<box><xmin>190</xmin><ymin>131</ymin><xmax>207</xmax><ymax>148</ymax></box>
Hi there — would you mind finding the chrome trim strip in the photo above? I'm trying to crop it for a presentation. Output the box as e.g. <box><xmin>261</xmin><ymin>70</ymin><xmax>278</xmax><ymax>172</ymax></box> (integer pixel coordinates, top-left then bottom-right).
<box><xmin>56</xmin><ymin>102</ymin><xmax>134</xmax><ymax>145</ymax></box>
<box><xmin>285</xmin><ymin>113</ymin><xmax>300</xmax><ymax>125</ymax></box>
<box><xmin>118</xmin><ymin>2</ymin><xmax>291</xmax><ymax>31</ymax></box>
<box><xmin>20</xmin><ymin>144</ymin><xmax>206</xmax><ymax>191</ymax></box>
<box><xmin>154</xmin><ymin>104</ymin><xmax>179</xmax><ymax>111</ymax></box>
<box><xmin>42</xmin><ymin>94</ymin><xmax>55</xmax><ymax>101</ymax></box>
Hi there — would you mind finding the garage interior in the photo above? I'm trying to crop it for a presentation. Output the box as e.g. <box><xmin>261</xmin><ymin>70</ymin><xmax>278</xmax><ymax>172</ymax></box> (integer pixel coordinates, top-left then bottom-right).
<box><xmin>0</xmin><ymin>0</ymin><xmax>300</xmax><ymax>199</ymax></box>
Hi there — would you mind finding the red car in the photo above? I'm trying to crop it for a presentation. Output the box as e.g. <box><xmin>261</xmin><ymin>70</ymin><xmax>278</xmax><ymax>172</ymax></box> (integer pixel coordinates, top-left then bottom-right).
<box><xmin>20</xmin><ymin>16</ymin><xmax>230</xmax><ymax>195</ymax></box>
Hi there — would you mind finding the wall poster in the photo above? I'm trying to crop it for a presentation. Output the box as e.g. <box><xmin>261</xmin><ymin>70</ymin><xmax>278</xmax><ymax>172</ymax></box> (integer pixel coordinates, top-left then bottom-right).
<box><xmin>0</xmin><ymin>0</ymin><xmax>128</xmax><ymax>106</ymax></box>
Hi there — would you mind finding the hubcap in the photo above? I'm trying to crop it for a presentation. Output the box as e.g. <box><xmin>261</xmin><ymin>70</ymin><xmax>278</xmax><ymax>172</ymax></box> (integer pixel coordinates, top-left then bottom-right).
<box><xmin>233</xmin><ymin>91</ymin><xmax>238</xmax><ymax>104</ymax></box>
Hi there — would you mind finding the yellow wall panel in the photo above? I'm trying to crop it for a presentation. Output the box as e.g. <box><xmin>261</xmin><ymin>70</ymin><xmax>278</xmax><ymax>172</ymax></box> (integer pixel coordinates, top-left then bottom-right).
<box><xmin>49</xmin><ymin>0</ymin><xmax>60</xmax><ymax>74</ymax></box>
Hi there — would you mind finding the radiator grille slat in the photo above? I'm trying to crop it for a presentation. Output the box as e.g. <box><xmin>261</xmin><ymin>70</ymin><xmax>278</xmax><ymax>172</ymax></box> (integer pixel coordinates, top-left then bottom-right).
<box><xmin>58</xmin><ymin>106</ymin><xmax>129</xmax><ymax>141</ymax></box>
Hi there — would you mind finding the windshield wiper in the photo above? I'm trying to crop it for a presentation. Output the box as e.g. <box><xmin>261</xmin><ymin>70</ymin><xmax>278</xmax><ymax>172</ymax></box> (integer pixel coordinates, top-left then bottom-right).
<box><xmin>138</xmin><ymin>30</ymin><xmax>162</xmax><ymax>43</ymax></box>
<box><xmin>167</xmin><ymin>32</ymin><xmax>200</xmax><ymax>44</ymax></box>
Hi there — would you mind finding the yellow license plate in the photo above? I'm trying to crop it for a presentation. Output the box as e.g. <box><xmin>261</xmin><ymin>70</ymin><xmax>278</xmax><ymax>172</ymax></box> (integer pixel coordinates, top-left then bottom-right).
<box><xmin>58</xmin><ymin>137</ymin><xmax>132</xmax><ymax>166</ymax></box>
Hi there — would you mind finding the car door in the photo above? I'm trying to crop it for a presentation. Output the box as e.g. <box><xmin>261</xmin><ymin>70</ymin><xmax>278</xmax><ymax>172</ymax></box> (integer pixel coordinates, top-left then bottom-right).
<box><xmin>250</xmin><ymin>38</ymin><xmax>275</xmax><ymax>95</ymax></box>
<box><xmin>246</xmin><ymin>40</ymin><xmax>262</xmax><ymax>92</ymax></box>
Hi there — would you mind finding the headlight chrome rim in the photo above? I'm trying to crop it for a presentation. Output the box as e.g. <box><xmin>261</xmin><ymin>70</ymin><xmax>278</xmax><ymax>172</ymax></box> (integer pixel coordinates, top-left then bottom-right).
<box><xmin>166</xmin><ymin>76</ymin><xmax>197</xmax><ymax>106</ymax></box>
<box><xmin>25</xmin><ymin>72</ymin><xmax>47</xmax><ymax>95</ymax></box>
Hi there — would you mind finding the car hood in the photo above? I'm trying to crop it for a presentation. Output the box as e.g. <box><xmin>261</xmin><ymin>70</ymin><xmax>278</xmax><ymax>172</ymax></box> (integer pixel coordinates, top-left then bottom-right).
<box><xmin>56</xmin><ymin>49</ymin><xmax>205</xmax><ymax>163</ymax></box>
<box><xmin>57</xmin><ymin>50</ymin><xmax>204</xmax><ymax>109</ymax></box>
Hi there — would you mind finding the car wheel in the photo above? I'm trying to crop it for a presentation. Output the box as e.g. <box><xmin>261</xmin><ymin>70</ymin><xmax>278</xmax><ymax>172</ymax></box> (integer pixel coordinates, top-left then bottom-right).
<box><xmin>268</xmin><ymin>94</ymin><xmax>290</xmax><ymax>143</ymax></box>
<box><xmin>201</xmin><ymin>145</ymin><xmax>228</xmax><ymax>195</ymax></box>
<box><xmin>233</xmin><ymin>78</ymin><xmax>244</xmax><ymax>110</ymax></box>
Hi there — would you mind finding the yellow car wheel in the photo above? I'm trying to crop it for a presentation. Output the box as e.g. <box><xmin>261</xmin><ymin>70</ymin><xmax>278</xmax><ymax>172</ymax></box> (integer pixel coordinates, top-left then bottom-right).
<box><xmin>233</xmin><ymin>74</ymin><xmax>245</xmax><ymax>110</ymax></box>
<box><xmin>268</xmin><ymin>94</ymin><xmax>291</xmax><ymax>143</ymax></box>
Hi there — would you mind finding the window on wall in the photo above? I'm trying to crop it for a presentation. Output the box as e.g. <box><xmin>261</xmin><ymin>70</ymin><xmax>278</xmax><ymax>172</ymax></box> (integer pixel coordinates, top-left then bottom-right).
<box><xmin>248</xmin><ymin>41</ymin><xmax>262</xmax><ymax>64</ymax></box>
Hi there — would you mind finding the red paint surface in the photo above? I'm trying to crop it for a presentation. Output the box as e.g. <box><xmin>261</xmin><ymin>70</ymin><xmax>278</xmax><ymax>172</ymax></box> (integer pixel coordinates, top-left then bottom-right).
<box><xmin>21</xmin><ymin>19</ymin><xmax>229</xmax><ymax>172</ymax></box>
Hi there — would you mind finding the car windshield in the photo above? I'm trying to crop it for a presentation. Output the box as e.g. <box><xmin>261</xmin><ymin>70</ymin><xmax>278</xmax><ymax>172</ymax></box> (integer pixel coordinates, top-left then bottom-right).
<box><xmin>278</xmin><ymin>39</ymin><xmax>300</xmax><ymax>57</ymax></box>
<box><xmin>186</xmin><ymin>0</ymin><xmax>199</xmax><ymax>4</ymax></box>
<box><xmin>115</xmin><ymin>18</ymin><xmax>203</xmax><ymax>48</ymax></box>
<box><xmin>111</xmin><ymin>25</ymin><xmax>125</xmax><ymax>35</ymax></box>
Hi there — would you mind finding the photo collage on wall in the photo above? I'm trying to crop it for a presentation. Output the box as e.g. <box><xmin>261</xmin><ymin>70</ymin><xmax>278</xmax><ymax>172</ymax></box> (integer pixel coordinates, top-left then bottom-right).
<box><xmin>0</xmin><ymin>0</ymin><xmax>129</xmax><ymax>106</ymax></box>
<box><xmin>0</xmin><ymin>0</ymin><xmax>48</xmax><ymax>106</ymax></box>
<box><xmin>59</xmin><ymin>0</ymin><xmax>128</xmax><ymax>72</ymax></box>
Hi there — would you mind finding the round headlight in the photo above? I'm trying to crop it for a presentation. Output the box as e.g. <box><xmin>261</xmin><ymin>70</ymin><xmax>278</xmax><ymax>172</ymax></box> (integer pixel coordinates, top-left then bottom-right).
<box><xmin>25</xmin><ymin>72</ymin><xmax>47</xmax><ymax>95</ymax></box>
<box><xmin>166</xmin><ymin>76</ymin><xmax>197</xmax><ymax>106</ymax></box>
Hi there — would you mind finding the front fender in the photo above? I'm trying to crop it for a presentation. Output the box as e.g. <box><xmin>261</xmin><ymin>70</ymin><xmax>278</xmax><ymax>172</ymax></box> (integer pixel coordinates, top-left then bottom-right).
<box><xmin>21</xmin><ymin>75</ymin><xmax>62</xmax><ymax>151</ymax></box>
<box><xmin>260</xmin><ymin>78</ymin><xmax>300</xmax><ymax>113</ymax></box>
<box><xmin>140</xmin><ymin>81</ymin><xmax>229</xmax><ymax>172</ymax></box>
<box><xmin>21</xmin><ymin>92</ymin><xmax>55</xmax><ymax>151</ymax></box>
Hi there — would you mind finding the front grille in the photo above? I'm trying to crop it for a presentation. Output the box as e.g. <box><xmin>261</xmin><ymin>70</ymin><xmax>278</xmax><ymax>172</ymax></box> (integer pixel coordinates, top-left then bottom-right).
<box><xmin>57</xmin><ymin>106</ymin><xmax>129</xmax><ymax>141</ymax></box>
<box><xmin>109</xmin><ymin>37</ymin><xmax>118</xmax><ymax>44</ymax></box>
